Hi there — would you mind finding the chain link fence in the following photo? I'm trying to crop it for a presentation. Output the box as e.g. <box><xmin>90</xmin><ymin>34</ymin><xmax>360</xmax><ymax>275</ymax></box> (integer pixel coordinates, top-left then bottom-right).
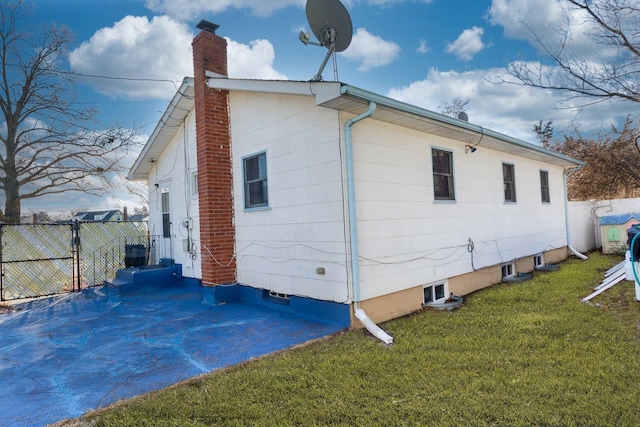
<box><xmin>0</xmin><ymin>221</ymin><xmax>159</xmax><ymax>301</ymax></box>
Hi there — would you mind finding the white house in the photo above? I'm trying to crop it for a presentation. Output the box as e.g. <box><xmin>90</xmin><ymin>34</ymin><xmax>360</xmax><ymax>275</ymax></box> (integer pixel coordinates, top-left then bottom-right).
<box><xmin>128</xmin><ymin>22</ymin><xmax>582</xmax><ymax>329</ymax></box>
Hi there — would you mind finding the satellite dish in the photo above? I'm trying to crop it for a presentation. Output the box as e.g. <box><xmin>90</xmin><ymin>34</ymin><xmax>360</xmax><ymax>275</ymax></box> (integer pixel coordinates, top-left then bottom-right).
<box><xmin>457</xmin><ymin>111</ymin><xmax>469</xmax><ymax>122</ymax></box>
<box><xmin>299</xmin><ymin>0</ymin><xmax>353</xmax><ymax>81</ymax></box>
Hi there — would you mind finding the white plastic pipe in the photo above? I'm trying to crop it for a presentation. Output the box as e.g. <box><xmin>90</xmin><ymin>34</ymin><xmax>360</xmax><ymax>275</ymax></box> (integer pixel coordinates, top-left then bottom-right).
<box><xmin>569</xmin><ymin>245</ymin><xmax>588</xmax><ymax>260</ymax></box>
<box><xmin>563</xmin><ymin>167</ymin><xmax>588</xmax><ymax>260</ymax></box>
<box><xmin>355</xmin><ymin>309</ymin><xmax>393</xmax><ymax>345</ymax></box>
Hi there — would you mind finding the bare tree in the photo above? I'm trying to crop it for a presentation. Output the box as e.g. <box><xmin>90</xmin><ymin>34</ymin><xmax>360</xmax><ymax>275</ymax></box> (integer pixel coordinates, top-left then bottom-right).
<box><xmin>552</xmin><ymin>117</ymin><xmax>640</xmax><ymax>200</ymax></box>
<box><xmin>438</xmin><ymin>98</ymin><xmax>470</xmax><ymax>118</ymax></box>
<box><xmin>133</xmin><ymin>205</ymin><xmax>149</xmax><ymax>216</ymax></box>
<box><xmin>506</xmin><ymin>0</ymin><xmax>640</xmax><ymax>106</ymax></box>
<box><xmin>533</xmin><ymin>119</ymin><xmax>554</xmax><ymax>148</ymax></box>
<box><xmin>0</xmin><ymin>1</ymin><xmax>138</xmax><ymax>223</ymax></box>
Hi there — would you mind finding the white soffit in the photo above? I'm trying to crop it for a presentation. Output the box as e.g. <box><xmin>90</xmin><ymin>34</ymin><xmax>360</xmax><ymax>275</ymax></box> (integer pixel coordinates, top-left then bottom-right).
<box><xmin>128</xmin><ymin>78</ymin><xmax>195</xmax><ymax>180</ymax></box>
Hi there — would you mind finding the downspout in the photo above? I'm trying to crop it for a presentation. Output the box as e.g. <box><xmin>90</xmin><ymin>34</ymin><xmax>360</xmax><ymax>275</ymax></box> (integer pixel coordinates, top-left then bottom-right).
<box><xmin>344</xmin><ymin>101</ymin><xmax>394</xmax><ymax>345</ymax></box>
<box><xmin>564</xmin><ymin>167</ymin><xmax>588</xmax><ymax>260</ymax></box>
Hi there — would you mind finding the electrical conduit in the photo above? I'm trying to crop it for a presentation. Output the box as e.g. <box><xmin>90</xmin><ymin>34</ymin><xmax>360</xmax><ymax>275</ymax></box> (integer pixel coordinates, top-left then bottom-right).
<box><xmin>344</xmin><ymin>101</ymin><xmax>393</xmax><ymax>345</ymax></box>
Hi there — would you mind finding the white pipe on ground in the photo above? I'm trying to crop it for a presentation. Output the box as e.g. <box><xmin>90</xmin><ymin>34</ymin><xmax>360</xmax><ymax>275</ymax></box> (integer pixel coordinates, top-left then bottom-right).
<box><xmin>355</xmin><ymin>309</ymin><xmax>393</xmax><ymax>345</ymax></box>
<box><xmin>569</xmin><ymin>245</ymin><xmax>588</xmax><ymax>260</ymax></box>
<box><xmin>563</xmin><ymin>166</ymin><xmax>588</xmax><ymax>261</ymax></box>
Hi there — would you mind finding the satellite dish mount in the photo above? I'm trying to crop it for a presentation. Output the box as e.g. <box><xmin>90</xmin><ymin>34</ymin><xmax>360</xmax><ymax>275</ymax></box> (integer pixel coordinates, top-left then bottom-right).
<box><xmin>299</xmin><ymin>0</ymin><xmax>353</xmax><ymax>82</ymax></box>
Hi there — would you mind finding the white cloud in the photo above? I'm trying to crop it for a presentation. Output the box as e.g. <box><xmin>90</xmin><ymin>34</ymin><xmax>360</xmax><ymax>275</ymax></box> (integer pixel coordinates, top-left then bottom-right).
<box><xmin>340</xmin><ymin>28</ymin><xmax>400</xmax><ymax>71</ymax></box>
<box><xmin>143</xmin><ymin>0</ymin><xmax>305</xmax><ymax>19</ymax></box>
<box><xmin>487</xmin><ymin>0</ymin><xmax>615</xmax><ymax>59</ymax></box>
<box><xmin>488</xmin><ymin>0</ymin><xmax>564</xmax><ymax>41</ymax></box>
<box><xmin>69</xmin><ymin>15</ymin><xmax>194</xmax><ymax>100</ymax></box>
<box><xmin>345</xmin><ymin>0</ymin><xmax>433</xmax><ymax>5</ymax></box>
<box><xmin>386</xmin><ymin>64</ymin><xmax>627</xmax><ymax>142</ymax></box>
<box><xmin>69</xmin><ymin>16</ymin><xmax>292</xmax><ymax>99</ymax></box>
<box><xmin>142</xmin><ymin>0</ymin><xmax>433</xmax><ymax>19</ymax></box>
<box><xmin>445</xmin><ymin>26</ymin><xmax>486</xmax><ymax>61</ymax></box>
<box><xmin>417</xmin><ymin>39</ymin><xmax>430</xmax><ymax>54</ymax></box>
<box><xmin>226</xmin><ymin>38</ymin><xmax>288</xmax><ymax>79</ymax></box>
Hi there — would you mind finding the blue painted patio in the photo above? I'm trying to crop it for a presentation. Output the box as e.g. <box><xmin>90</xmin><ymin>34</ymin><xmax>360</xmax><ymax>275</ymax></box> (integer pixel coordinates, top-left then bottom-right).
<box><xmin>0</xmin><ymin>263</ymin><xmax>348</xmax><ymax>427</ymax></box>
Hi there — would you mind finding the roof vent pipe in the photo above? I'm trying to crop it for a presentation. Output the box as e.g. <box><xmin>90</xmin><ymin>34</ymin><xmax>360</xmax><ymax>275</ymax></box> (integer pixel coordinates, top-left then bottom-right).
<box><xmin>344</xmin><ymin>102</ymin><xmax>394</xmax><ymax>345</ymax></box>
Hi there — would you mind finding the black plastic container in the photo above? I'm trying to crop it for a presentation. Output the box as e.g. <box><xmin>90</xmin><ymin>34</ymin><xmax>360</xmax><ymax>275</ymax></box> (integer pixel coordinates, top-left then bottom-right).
<box><xmin>125</xmin><ymin>243</ymin><xmax>147</xmax><ymax>267</ymax></box>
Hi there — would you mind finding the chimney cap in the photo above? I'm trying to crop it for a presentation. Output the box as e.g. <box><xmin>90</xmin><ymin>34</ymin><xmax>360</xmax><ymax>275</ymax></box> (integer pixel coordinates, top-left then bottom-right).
<box><xmin>196</xmin><ymin>20</ymin><xmax>220</xmax><ymax>34</ymax></box>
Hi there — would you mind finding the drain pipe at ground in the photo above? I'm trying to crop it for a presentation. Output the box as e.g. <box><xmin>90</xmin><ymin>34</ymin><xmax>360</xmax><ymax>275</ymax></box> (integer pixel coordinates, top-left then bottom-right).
<box><xmin>344</xmin><ymin>101</ymin><xmax>393</xmax><ymax>345</ymax></box>
<box><xmin>564</xmin><ymin>167</ymin><xmax>588</xmax><ymax>260</ymax></box>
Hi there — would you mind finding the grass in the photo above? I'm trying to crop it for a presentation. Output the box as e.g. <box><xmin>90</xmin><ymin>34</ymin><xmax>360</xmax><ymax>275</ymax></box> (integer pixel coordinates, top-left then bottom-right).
<box><xmin>63</xmin><ymin>253</ymin><xmax>640</xmax><ymax>426</ymax></box>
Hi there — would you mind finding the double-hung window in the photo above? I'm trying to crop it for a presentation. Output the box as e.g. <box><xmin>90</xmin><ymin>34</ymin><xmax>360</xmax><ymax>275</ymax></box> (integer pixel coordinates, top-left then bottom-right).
<box><xmin>503</xmin><ymin>163</ymin><xmax>516</xmax><ymax>203</ymax></box>
<box><xmin>161</xmin><ymin>187</ymin><xmax>171</xmax><ymax>238</ymax></box>
<box><xmin>243</xmin><ymin>152</ymin><xmax>268</xmax><ymax>209</ymax></box>
<box><xmin>540</xmin><ymin>170</ymin><xmax>550</xmax><ymax>203</ymax></box>
<box><xmin>432</xmin><ymin>148</ymin><xmax>455</xmax><ymax>201</ymax></box>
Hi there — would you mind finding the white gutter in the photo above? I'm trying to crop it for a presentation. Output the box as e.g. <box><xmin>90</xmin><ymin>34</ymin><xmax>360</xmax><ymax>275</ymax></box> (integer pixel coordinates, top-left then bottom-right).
<box><xmin>344</xmin><ymin>101</ymin><xmax>393</xmax><ymax>345</ymax></box>
<box><xmin>564</xmin><ymin>167</ymin><xmax>588</xmax><ymax>260</ymax></box>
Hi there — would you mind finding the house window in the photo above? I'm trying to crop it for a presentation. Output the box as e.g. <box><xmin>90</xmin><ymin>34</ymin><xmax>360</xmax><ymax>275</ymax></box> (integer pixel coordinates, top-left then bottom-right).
<box><xmin>243</xmin><ymin>152</ymin><xmax>268</xmax><ymax>209</ymax></box>
<box><xmin>432</xmin><ymin>148</ymin><xmax>455</xmax><ymax>201</ymax></box>
<box><xmin>161</xmin><ymin>188</ymin><xmax>170</xmax><ymax>238</ymax></box>
<box><xmin>423</xmin><ymin>282</ymin><xmax>447</xmax><ymax>305</ymax></box>
<box><xmin>191</xmin><ymin>172</ymin><xmax>198</xmax><ymax>195</ymax></box>
<box><xmin>540</xmin><ymin>170</ymin><xmax>550</xmax><ymax>203</ymax></box>
<box><xmin>501</xmin><ymin>263</ymin><xmax>515</xmax><ymax>278</ymax></box>
<box><xmin>503</xmin><ymin>163</ymin><xmax>516</xmax><ymax>203</ymax></box>
<box><xmin>263</xmin><ymin>289</ymin><xmax>290</xmax><ymax>305</ymax></box>
<box><xmin>534</xmin><ymin>254</ymin><xmax>544</xmax><ymax>268</ymax></box>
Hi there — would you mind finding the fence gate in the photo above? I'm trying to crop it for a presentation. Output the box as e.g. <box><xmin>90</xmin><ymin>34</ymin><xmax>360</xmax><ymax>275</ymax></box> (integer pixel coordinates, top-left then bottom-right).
<box><xmin>78</xmin><ymin>221</ymin><xmax>151</xmax><ymax>289</ymax></box>
<box><xmin>0</xmin><ymin>224</ymin><xmax>76</xmax><ymax>300</ymax></box>
<box><xmin>0</xmin><ymin>221</ymin><xmax>151</xmax><ymax>301</ymax></box>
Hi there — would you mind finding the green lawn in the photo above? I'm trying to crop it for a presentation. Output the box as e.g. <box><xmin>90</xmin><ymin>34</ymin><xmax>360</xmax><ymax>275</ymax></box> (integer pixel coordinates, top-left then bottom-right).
<box><xmin>64</xmin><ymin>253</ymin><xmax>640</xmax><ymax>426</ymax></box>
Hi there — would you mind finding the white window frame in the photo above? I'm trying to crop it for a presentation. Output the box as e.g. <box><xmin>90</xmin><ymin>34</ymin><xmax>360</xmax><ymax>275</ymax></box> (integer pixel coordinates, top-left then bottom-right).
<box><xmin>534</xmin><ymin>254</ymin><xmax>544</xmax><ymax>268</ymax></box>
<box><xmin>503</xmin><ymin>162</ymin><xmax>517</xmax><ymax>203</ymax></box>
<box><xmin>540</xmin><ymin>170</ymin><xmax>550</xmax><ymax>203</ymax></box>
<box><xmin>243</xmin><ymin>151</ymin><xmax>269</xmax><ymax>210</ymax></box>
<box><xmin>431</xmin><ymin>147</ymin><xmax>456</xmax><ymax>201</ymax></box>
<box><xmin>161</xmin><ymin>186</ymin><xmax>171</xmax><ymax>238</ymax></box>
<box><xmin>501</xmin><ymin>262</ymin><xmax>515</xmax><ymax>279</ymax></box>
<box><xmin>423</xmin><ymin>281</ymin><xmax>448</xmax><ymax>305</ymax></box>
<box><xmin>191</xmin><ymin>172</ymin><xmax>198</xmax><ymax>195</ymax></box>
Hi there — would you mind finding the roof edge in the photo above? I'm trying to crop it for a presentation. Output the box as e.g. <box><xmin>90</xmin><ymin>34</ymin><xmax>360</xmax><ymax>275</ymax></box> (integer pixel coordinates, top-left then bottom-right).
<box><xmin>338</xmin><ymin>84</ymin><xmax>584</xmax><ymax>167</ymax></box>
<box><xmin>128</xmin><ymin>77</ymin><xmax>195</xmax><ymax>180</ymax></box>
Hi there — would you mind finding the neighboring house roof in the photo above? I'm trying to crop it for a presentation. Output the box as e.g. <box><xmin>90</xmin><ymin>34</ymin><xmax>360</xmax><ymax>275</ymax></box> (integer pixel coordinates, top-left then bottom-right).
<box><xmin>128</xmin><ymin>214</ymin><xmax>149</xmax><ymax>222</ymax></box>
<box><xmin>600</xmin><ymin>213</ymin><xmax>640</xmax><ymax>225</ymax></box>
<box><xmin>129</xmin><ymin>76</ymin><xmax>583</xmax><ymax>180</ymax></box>
<box><xmin>73</xmin><ymin>210</ymin><xmax>123</xmax><ymax>222</ymax></box>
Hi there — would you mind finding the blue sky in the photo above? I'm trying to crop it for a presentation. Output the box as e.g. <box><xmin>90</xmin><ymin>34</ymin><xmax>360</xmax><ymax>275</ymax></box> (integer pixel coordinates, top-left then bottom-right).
<box><xmin>18</xmin><ymin>0</ymin><xmax>634</xmax><ymax>214</ymax></box>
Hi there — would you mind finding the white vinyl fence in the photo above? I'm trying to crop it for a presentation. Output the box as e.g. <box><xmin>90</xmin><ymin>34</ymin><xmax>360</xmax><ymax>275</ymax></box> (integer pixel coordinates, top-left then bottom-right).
<box><xmin>568</xmin><ymin>197</ymin><xmax>640</xmax><ymax>253</ymax></box>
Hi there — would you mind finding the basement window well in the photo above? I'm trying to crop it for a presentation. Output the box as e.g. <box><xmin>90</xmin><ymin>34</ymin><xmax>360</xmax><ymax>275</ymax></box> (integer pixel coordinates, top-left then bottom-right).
<box><xmin>501</xmin><ymin>263</ymin><xmax>515</xmax><ymax>279</ymax></box>
<box><xmin>534</xmin><ymin>254</ymin><xmax>544</xmax><ymax>269</ymax></box>
<box><xmin>423</xmin><ymin>282</ymin><xmax>447</xmax><ymax>305</ymax></box>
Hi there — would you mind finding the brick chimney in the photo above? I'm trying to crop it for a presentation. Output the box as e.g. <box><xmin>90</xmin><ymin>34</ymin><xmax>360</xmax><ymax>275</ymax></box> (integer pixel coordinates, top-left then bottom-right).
<box><xmin>192</xmin><ymin>21</ymin><xmax>237</xmax><ymax>285</ymax></box>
